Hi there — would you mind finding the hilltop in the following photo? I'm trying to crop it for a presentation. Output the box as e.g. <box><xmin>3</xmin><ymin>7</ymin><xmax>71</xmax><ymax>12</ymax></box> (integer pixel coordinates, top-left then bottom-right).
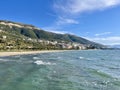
<box><xmin>0</xmin><ymin>20</ymin><xmax>106</xmax><ymax>51</ymax></box>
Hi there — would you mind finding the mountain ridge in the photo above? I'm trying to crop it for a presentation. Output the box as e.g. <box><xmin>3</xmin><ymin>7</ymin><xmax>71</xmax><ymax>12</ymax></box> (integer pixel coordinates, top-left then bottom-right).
<box><xmin>0</xmin><ymin>20</ymin><xmax>106</xmax><ymax>50</ymax></box>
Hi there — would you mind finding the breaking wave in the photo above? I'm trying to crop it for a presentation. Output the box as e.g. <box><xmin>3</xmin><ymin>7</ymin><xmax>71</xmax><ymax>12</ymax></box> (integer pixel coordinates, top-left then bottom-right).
<box><xmin>34</xmin><ymin>60</ymin><xmax>56</xmax><ymax>65</ymax></box>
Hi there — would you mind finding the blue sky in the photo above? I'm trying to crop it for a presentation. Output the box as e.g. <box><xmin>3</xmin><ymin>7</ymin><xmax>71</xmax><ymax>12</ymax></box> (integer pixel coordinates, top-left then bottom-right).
<box><xmin>0</xmin><ymin>0</ymin><xmax>120</xmax><ymax>45</ymax></box>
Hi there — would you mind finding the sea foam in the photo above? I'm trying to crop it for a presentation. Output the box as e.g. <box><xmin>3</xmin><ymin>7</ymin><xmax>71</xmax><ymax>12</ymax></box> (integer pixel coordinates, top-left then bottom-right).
<box><xmin>34</xmin><ymin>60</ymin><xmax>56</xmax><ymax>65</ymax></box>
<box><xmin>79</xmin><ymin>56</ymin><xmax>85</xmax><ymax>59</ymax></box>
<box><xmin>33</xmin><ymin>57</ymin><xmax>40</xmax><ymax>60</ymax></box>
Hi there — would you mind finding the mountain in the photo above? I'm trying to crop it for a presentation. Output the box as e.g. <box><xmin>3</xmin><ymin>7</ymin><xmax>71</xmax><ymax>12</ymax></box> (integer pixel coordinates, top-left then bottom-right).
<box><xmin>0</xmin><ymin>20</ymin><xmax>106</xmax><ymax>50</ymax></box>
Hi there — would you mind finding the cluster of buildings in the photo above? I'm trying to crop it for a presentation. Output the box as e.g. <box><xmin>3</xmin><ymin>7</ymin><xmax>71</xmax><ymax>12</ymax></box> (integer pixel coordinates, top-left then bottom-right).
<box><xmin>0</xmin><ymin>34</ymin><xmax>88</xmax><ymax>50</ymax></box>
<box><xmin>26</xmin><ymin>38</ymin><xmax>87</xmax><ymax>50</ymax></box>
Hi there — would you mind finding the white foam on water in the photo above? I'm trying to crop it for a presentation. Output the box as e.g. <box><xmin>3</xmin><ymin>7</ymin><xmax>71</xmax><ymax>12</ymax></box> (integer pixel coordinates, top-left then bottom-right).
<box><xmin>79</xmin><ymin>56</ymin><xmax>96</xmax><ymax>60</ymax></box>
<box><xmin>34</xmin><ymin>60</ymin><xmax>56</xmax><ymax>65</ymax></box>
<box><xmin>33</xmin><ymin>57</ymin><xmax>40</xmax><ymax>60</ymax></box>
<box><xmin>0</xmin><ymin>59</ymin><xmax>14</xmax><ymax>62</ymax></box>
<box><xmin>0</xmin><ymin>58</ymin><xmax>33</xmax><ymax>64</ymax></box>
<box><xmin>79</xmin><ymin>56</ymin><xmax>85</xmax><ymax>59</ymax></box>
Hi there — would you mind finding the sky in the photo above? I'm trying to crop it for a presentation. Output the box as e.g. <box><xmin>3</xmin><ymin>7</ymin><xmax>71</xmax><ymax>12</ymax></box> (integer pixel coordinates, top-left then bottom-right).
<box><xmin>0</xmin><ymin>0</ymin><xmax>120</xmax><ymax>45</ymax></box>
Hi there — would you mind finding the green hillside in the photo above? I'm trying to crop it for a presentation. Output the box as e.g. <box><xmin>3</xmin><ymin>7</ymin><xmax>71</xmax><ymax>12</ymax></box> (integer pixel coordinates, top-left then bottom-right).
<box><xmin>0</xmin><ymin>20</ymin><xmax>106</xmax><ymax>51</ymax></box>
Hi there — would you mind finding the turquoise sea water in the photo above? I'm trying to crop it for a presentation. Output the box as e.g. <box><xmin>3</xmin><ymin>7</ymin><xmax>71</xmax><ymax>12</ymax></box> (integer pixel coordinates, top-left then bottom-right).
<box><xmin>0</xmin><ymin>50</ymin><xmax>120</xmax><ymax>90</ymax></box>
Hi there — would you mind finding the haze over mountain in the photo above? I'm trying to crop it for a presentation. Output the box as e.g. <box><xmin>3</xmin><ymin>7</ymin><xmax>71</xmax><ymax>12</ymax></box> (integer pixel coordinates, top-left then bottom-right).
<box><xmin>110</xmin><ymin>45</ymin><xmax>120</xmax><ymax>48</ymax></box>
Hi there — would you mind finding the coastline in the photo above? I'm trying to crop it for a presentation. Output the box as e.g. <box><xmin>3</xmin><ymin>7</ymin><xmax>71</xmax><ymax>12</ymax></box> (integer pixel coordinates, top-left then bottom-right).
<box><xmin>0</xmin><ymin>50</ymin><xmax>66</xmax><ymax>57</ymax></box>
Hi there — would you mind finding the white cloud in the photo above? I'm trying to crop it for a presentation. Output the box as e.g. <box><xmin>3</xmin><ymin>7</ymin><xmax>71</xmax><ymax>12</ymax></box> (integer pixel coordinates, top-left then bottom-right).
<box><xmin>85</xmin><ymin>36</ymin><xmax>120</xmax><ymax>45</ymax></box>
<box><xmin>53</xmin><ymin>0</ymin><xmax>120</xmax><ymax>25</ymax></box>
<box><xmin>56</xmin><ymin>17</ymin><xmax>79</xmax><ymax>25</ymax></box>
<box><xmin>54</xmin><ymin>0</ymin><xmax>120</xmax><ymax>15</ymax></box>
<box><xmin>95</xmin><ymin>32</ymin><xmax>112</xmax><ymax>36</ymax></box>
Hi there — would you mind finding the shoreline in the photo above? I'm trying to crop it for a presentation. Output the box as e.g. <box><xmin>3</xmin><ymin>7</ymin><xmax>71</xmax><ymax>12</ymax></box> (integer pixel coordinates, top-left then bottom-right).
<box><xmin>0</xmin><ymin>50</ymin><xmax>66</xmax><ymax>57</ymax></box>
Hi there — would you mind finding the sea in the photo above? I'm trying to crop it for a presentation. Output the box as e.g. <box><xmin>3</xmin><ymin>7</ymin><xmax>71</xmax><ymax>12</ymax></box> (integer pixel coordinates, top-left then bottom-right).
<box><xmin>0</xmin><ymin>50</ymin><xmax>120</xmax><ymax>90</ymax></box>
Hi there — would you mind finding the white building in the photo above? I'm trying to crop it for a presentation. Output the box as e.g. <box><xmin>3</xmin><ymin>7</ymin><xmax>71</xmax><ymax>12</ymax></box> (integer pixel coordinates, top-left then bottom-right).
<box><xmin>2</xmin><ymin>36</ymin><xmax>7</xmax><ymax>39</ymax></box>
